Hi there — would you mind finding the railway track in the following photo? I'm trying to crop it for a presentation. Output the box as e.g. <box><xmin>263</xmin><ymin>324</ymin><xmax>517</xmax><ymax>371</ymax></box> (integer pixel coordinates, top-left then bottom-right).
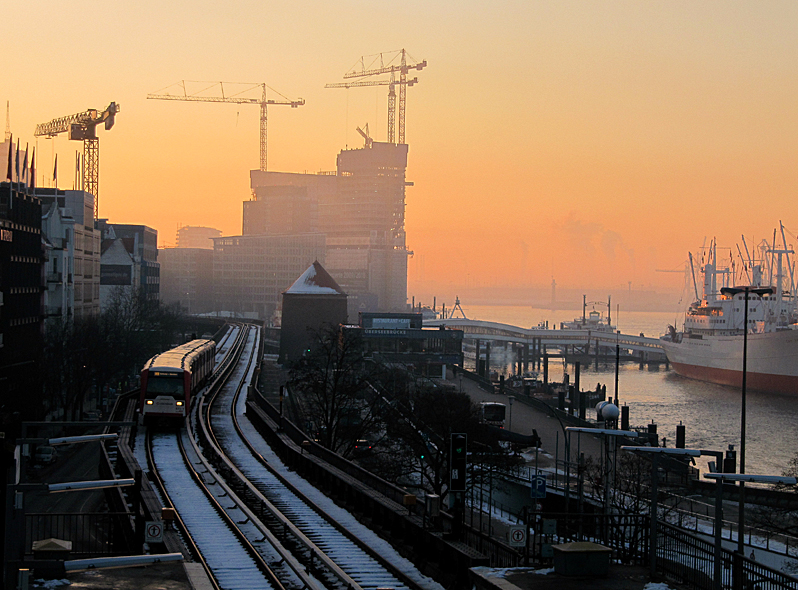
<box><xmin>147</xmin><ymin>324</ymin><xmax>438</xmax><ymax>590</ymax></box>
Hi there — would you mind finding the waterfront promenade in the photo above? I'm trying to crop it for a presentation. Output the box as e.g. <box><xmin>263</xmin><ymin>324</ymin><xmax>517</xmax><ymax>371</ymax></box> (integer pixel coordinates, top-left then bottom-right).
<box><xmin>436</xmin><ymin>369</ymin><xmax>606</xmax><ymax>475</ymax></box>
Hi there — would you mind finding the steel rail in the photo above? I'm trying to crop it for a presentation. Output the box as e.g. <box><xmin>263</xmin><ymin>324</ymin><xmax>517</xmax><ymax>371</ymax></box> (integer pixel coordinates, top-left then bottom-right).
<box><xmin>230</xmin><ymin>378</ymin><xmax>427</xmax><ymax>590</ymax></box>
<box><xmin>174</xmin><ymin>431</ymin><xmax>285</xmax><ymax>590</ymax></box>
<box><xmin>146</xmin><ymin>326</ymin><xmax>285</xmax><ymax>590</ymax></box>
<box><xmin>202</xmin><ymin>327</ymin><xmax>420</xmax><ymax>590</ymax></box>
<box><xmin>145</xmin><ymin>430</ymin><xmax>220</xmax><ymax>590</ymax></box>
<box><xmin>184</xmin><ymin>326</ymin><xmax>316</xmax><ymax>590</ymax></box>
<box><xmin>200</xmin><ymin>328</ymin><xmax>368</xmax><ymax>590</ymax></box>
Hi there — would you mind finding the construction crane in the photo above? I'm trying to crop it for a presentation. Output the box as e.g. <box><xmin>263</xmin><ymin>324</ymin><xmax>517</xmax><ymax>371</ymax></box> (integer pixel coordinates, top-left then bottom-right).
<box><xmin>325</xmin><ymin>75</ymin><xmax>418</xmax><ymax>144</ymax></box>
<box><xmin>34</xmin><ymin>102</ymin><xmax>120</xmax><ymax>219</ymax></box>
<box><xmin>334</xmin><ymin>49</ymin><xmax>426</xmax><ymax>145</ymax></box>
<box><xmin>355</xmin><ymin>124</ymin><xmax>373</xmax><ymax>148</ymax></box>
<box><xmin>147</xmin><ymin>81</ymin><xmax>304</xmax><ymax>172</ymax></box>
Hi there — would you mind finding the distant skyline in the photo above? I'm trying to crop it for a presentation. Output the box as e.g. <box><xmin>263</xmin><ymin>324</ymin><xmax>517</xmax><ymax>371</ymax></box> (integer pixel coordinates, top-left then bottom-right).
<box><xmin>5</xmin><ymin>1</ymin><xmax>798</xmax><ymax>300</ymax></box>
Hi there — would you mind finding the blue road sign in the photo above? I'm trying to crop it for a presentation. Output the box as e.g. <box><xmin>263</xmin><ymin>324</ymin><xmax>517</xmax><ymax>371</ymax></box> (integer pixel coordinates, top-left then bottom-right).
<box><xmin>530</xmin><ymin>474</ymin><xmax>546</xmax><ymax>499</ymax></box>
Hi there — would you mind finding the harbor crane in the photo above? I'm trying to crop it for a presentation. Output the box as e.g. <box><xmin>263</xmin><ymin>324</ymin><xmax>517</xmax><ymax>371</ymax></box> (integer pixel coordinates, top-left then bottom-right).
<box><xmin>331</xmin><ymin>49</ymin><xmax>426</xmax><ymax>145</ymax></box>
<box><xmin>147</xmin><ymin>81</ymin><xmax>304</xmax><ymax>172</ymax></box>
<box><xmin>34</xmin><ymin>102</ymin><xmax>120</xmax><ymax>219</ymax></box>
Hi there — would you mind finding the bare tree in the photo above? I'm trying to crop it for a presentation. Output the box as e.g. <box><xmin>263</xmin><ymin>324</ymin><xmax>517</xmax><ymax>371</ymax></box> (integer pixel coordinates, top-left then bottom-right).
<box><xmin>578</xmin><ymin>452</ymin><xmax>653</xmax><ymax>563</ymax></box>
<box><xmin>288</xmin><ymin>326</ymin><xmax>388</xmax><ymax>457</ymax></box>
<box><xmin>41</xmin><ymin>290</ymin><xmax>186</xmax><ymax>419</ymax></box>
<box><xmin>380</xmin><ymin>380</ymin><xmax>511</xmax><ymax>503</ymax></box>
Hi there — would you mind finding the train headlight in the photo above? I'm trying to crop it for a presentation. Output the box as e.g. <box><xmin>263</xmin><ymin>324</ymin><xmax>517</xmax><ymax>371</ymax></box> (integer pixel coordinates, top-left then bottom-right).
<box><xmin>176</xmin><ymin>401</ymin><xmax>183</xmax><ymax>406</ymax></box>
<box><xmin>146</xmin><ymin>400</ymin><xmax>154</xmax><ymax>405</ymax></box>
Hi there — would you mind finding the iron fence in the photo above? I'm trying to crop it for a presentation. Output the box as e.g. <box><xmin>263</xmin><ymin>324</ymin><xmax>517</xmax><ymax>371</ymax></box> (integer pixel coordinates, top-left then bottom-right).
<box><xmin>25</xmin><ymin>513</ymin><xmax>133</xmax><ymax>558</ymax></box>
<box><xmin>657</xmin><ymin>521</ymin><xmax>798</xmax><ymax>590</ymax></box>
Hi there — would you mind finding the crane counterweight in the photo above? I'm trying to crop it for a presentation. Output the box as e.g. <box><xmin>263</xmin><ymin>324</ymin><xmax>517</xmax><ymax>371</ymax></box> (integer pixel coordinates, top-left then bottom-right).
<box><xmin>34</xmin><ymin>102</ymin><xmax>120</xmax><ymax>219</ymax></box>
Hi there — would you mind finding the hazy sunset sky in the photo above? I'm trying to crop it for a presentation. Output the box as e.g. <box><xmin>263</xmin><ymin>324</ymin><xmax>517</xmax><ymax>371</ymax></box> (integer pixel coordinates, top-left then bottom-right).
<box><xmin>5</xmin><ymin>1</ymin><xmax>798</xmax><ymax>300</ymax></box>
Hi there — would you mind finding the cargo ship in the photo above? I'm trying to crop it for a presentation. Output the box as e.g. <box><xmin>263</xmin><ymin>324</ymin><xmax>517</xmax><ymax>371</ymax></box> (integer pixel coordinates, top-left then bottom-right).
<box><xmin>661</xmin><ymin>225</ymin><xmax>798</xmax><ymax>394</ymax></box>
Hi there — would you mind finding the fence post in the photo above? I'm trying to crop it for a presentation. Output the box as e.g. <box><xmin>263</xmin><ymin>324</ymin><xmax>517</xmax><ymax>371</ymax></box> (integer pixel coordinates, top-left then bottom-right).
<box><xmin>133</xmin><ymin>469</ymin><xmax>144</xmax><ymax>550</ymax></box>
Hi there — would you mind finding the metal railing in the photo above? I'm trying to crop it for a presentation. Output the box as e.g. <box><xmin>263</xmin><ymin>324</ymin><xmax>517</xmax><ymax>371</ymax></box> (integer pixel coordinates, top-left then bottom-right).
<box><xmin>658</xmin><ymin>521</ymin><xmax>798</xmax><ymax>590</ymax></box>
<box><xmin>659</xmin><ymin>491</ymin><xmax>798</xmax><ymax>558</ymax></box>
<box><xmin>25</xmin><ymin>513</ymin><xmax>132</xmax><ymax>557</ymax></box>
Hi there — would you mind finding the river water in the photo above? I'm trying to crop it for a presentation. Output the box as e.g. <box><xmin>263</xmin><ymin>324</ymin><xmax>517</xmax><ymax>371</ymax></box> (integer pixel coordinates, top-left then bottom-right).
<box><xmin>459</xmin><ymin>304</ymin><xmax>798</xmax><ymax>477</ymax></box>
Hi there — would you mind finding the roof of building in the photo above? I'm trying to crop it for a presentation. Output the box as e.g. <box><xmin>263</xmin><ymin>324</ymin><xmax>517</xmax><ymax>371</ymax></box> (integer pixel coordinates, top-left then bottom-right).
<box><xmin>101</xmin><ymin>237</ymin><xmax>134</xmax><ymax>262</ymax></box>
<box><xmin>284</xmin><ymin>260</ymin><xmax>346</xmax><ymax>296</ymax></box>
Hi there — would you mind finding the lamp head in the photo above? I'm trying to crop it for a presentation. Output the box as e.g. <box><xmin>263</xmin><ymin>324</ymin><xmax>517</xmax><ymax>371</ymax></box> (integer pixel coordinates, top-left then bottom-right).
<box><xmin>720</xmin><ymin>286</ymin><xmax>774</xmax><ymax>298</ymax></box>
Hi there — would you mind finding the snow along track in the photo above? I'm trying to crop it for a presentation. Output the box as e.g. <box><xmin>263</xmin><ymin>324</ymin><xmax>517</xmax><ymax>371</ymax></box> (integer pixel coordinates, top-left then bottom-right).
<box><xmin>201</xmin><ymin>325</ymin><xmax>441</xmax><ymax>590</ymax></box>
<box><xmin>149</xmin><ymin>431</ymin><xmax>279</xmax><ymax>590</ymax></box>
<box><xmin>149</xmin><ymin>325</ymin><xmax>320</xmax><ymax>590</ymax></box>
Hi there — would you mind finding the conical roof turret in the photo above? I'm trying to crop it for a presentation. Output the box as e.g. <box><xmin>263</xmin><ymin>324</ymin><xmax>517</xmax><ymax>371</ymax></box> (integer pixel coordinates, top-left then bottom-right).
<box><xmin>284</xmin><ymin>260</ymin><xmax>346</xmax><ymax>296</ymax></box>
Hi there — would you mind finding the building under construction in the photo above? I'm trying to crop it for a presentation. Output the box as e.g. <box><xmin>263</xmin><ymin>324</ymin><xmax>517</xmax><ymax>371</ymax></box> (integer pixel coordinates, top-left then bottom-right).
<box><xmin>247</xmin><ymin>141</ymin><xmax>410</xmax><ymax>318</ymax></box>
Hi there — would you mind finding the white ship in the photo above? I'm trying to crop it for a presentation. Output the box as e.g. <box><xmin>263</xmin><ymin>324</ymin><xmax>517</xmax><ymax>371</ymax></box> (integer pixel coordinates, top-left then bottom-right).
<box><xmin>661</xmin><ymin>224</ymin><xmax>798</xmax><ymax>395</ymax></box>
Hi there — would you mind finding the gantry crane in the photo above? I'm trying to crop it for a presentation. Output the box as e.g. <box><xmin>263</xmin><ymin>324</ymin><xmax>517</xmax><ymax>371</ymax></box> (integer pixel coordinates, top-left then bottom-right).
<box><xmin>325</xmin><ymin>74</ymin><xmax>418</xmax><ymax>144</ymax></box>
<box><xmin>34</xmin><ymin>102</ymin><xmax>120</xmax><ymax>219</ymax></box>
<box><xmin>330</xmin><ymin>49</ymin><xmax>426</xmax><ymax>145</ymax></box>
<box><xmin>147</xmin><ymin>81</ymin><xmax>304</xmax><ymax>172</ymax></box>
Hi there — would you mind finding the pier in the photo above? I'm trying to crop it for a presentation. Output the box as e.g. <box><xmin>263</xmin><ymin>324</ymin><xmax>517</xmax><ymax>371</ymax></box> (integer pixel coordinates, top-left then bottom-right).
<box><xmin>423</xmin><ymin>318</ymin><xmax>668</xmax><ymax>371</ymax></box>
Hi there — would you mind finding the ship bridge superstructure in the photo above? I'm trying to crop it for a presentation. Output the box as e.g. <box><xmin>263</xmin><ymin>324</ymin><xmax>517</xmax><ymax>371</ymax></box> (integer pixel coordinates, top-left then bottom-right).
<box><xmin>684</xmin><ymin>224</ymin><xmax>797</xmax><ymax>336</ymax></box>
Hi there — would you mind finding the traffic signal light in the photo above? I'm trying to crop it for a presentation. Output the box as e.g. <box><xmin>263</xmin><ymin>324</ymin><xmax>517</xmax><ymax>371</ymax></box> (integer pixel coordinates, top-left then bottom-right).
<box><xmin>450</xmin><ymin>433</ymin><xmax>467</xmax><ymax>492</ymax></box>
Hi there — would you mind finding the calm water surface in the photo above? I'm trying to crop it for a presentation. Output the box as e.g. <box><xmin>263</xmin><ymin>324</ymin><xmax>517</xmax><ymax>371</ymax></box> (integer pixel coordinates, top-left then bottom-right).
<box><xmin>460</xmin><ymin>304</ymin><xmax>798</xmax><ymax>476</ymax></box>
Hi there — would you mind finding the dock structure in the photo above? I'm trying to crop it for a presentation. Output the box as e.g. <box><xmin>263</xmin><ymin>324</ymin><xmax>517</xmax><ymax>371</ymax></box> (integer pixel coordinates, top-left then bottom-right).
<box><xmin>423</xmin><ymin>318</ymin><xmax>667</xmax><ymax>372</ymax></box>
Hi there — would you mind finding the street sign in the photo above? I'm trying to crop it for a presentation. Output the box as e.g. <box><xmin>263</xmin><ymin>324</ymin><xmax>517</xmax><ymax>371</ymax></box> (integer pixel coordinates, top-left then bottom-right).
<box><xmin>450</xmin><ymin>433</ymin><xmax>467</xmax><ymax>492</ymax></box>
<box><xmin>145</xmin><ymin>521</ymin><xmax>164</xmax><ymax>543</ymax></box>
<box><xmin>530</xmin><ymin>473</ymin><xmax>546</xmax><ymax>499</ymax></box>
<box><xmin>541</xmin><ymin>518</ymin><xmax>557</xmax><ymax>535</ymax></box>
<box><xmin>509</xmin><ymin>525</ymin><xmax>526</xmax><ymax>547</ymax></box>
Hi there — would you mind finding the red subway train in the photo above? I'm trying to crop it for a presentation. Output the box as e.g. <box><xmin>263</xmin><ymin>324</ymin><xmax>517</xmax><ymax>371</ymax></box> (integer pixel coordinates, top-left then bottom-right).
<box><xmin>139</xmin><ymin>339</ymin><xmax>216</xmax><ymax>425</ymax></box>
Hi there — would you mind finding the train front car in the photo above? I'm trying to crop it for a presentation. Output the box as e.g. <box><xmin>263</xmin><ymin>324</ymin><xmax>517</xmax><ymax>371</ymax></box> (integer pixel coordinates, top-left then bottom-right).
<box><xmin>140</xmin><ymin>339</ymin><xmax>216</xmax><ymax>427</ymax></box>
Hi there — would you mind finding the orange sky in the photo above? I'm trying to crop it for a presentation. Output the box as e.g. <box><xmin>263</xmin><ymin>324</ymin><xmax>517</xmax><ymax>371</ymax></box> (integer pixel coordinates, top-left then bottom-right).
<box><xmin>5</xmin><ymin>1</ymin><xmax>798</xmax><ymax>303</ymax></box>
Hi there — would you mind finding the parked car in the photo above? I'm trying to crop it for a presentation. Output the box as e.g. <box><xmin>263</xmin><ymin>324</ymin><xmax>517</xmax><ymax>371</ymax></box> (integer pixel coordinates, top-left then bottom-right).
<box><xmin>34</xmin><ymin>446</ymin><xmax>57</xmax><ymax>464</ymax></box>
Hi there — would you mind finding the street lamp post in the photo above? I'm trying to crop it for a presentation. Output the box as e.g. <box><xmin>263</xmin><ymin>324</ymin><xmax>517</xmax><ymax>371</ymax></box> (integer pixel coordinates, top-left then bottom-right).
<box><xmin>704</xmin><ymin>473</ymin><xmax>796</xmax><ymax>590</ymax></box>
<box><xmin>720</xmin><ymin>285</ymin><xmax>773</xmax><ymax>563</ymax></box>
<box><xmin>508</xmin><ymin>396</ymin><xmax>514</xmax><ymax>432</ymax></box>
<box><xmin>621</xmin><ymin>446</ymin><xmax>701</xmax><ymax>577</ymax></box>
<box><xmin>614</xmin><ymin>330</ymin><xmax>620</xmax><ymax>406</ymax></box>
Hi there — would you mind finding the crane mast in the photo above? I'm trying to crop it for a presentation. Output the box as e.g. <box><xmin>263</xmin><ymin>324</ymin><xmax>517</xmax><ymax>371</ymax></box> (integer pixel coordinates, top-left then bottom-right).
<box><xmin>325</xmin><ymin>74</ymin><xmax>418</xmax><ymax>144</ymax></box>
<box><xmin>335</xmin><ymin>49</ymin><xmax>426</xmax><ymax>145</ymax></box>
<box><xmin>147</xmin><ymin>81</ymin><xmax>304</xmax><ymax>172</ymax></box>
<box><xmin>34</xmin><ymin>102</ymin><xmax>119</xmax><ymax>219</ymax></box>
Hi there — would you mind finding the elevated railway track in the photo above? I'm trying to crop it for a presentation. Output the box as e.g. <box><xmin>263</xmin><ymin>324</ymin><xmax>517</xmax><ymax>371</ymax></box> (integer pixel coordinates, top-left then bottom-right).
<box><xmin>144</xmin><ymin>324</ymin><xmax>429</xmax><ymax>590</ymax></box>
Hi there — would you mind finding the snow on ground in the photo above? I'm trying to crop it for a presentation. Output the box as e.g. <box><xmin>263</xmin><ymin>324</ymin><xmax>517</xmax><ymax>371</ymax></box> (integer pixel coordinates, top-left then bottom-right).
<box><xmin>33</xmin><ymin>579</ymin><xmax>71</xmax><ymax>588</ymax></box>
<box><xmin>235</xmin><ymin>389</ymin><xmax>444</xmax><ymax>589</ymax></box>
<box><xmin>472</xmin><ymin>566</ymin><xmax>554</xmax><ymax>578</ymax></box>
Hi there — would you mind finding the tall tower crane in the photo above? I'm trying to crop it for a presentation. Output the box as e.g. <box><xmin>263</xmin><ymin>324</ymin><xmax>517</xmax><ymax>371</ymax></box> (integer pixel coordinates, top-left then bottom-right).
<box><xmin>325</xmin><ymin>74</ymin><xmax>418</xmax><ymax>144</ymax></box>
<box><xmin>34</xmin><ymin>102</ymin><xmax>120</xmax><ymax>219</ymax></box>
<box><xmin>147</xmin><ymin>81</ymin><xmax>304</xmax><ymax>172</ymax></box>
<box><xmin>333</xmin><ymin>49</ymin><xmax>426</xmax><ymax>145</ymax></box>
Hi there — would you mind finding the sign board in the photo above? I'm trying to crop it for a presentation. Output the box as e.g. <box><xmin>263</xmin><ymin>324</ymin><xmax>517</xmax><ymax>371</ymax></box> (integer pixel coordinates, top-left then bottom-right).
<box><xmin>509</xmin><ymin>525</ymin><xmax>526</xmax><ymax>547</ymax></box>
<box><xmin>530</xmin><ymin>474</ymin><xmax>547</xmax><ymax>499</ymax></box>
<box><xmin>450</xmin><ymin>433</ymin><xmax>467</xmax><ymax>492</ymax></box>
<box><xmin>145</xmin><ymin>521</ymin><xmax>164</xmax><ymax>543</ymax></box>
<box><xmin>541</xmin><ymin>518</ymin><xmax>557</xmax><ymax>535</ymax></box>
